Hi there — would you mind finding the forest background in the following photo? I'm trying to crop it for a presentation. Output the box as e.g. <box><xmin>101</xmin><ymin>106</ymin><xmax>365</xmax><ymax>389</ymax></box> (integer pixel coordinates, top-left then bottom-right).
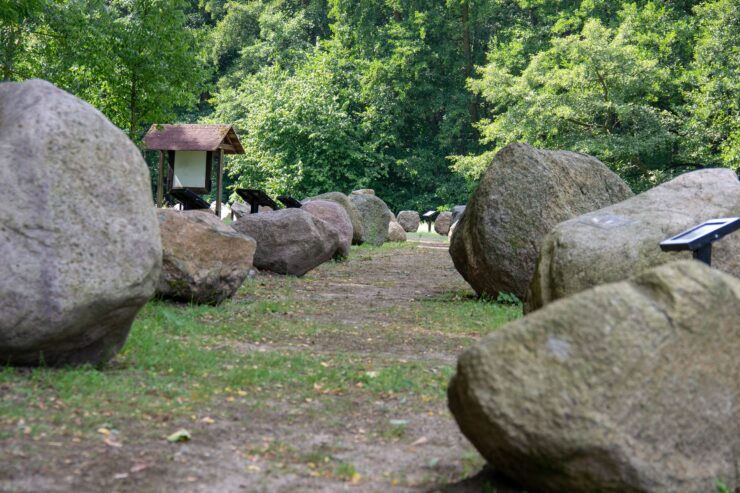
<box><xmin>1</xmin><ymin>0</ymin><xmax>738</xmax><ymax>211</ymax></box>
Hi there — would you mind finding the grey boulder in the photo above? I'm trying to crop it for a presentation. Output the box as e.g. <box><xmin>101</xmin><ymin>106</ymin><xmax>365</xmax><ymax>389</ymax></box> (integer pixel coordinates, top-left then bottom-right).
<box><xmin>0</xmin><ymin>79</ymin><xmax>161</xmax><ymax>366</ymax></box>
<box><xmin>156</xmin><ymin>210</ymin><xmax>256</xmax><ymax>305</ymax></box>
<box><xmin>449</xmin><ymin>143</ymin><xmax>632</xmax><ymax>300</ymax></box>
<box><xmin>349</xmin><ymin>194</ymin><xmax>392</xmax><ymax>246</ymax></box>
<box><xmin>397</xmin><ymin>210</ymin><xmax>420</xmax><ymax>232</ymax></box>
<box><xmin>449</xmin><ymin>260</ymin><xmax>740</xmax><ymax>493</ymax></box>
<box><xmin>527</xmin><ymin>168</ymin><xmax>740</xmax><ymax>312</ymax></box>
<box><xmin>232</xmin><ymin>208</ymin><xmax>344</xmax><ymax>276</ymax></box>
<box><xmin>434</xmin><ymin>211</ymin><xmax>453</xmax><ymax>236</ymax></box>
<box><xmin>305</xmin><ymin>192</ymin><xmax>364</xmax><ymax>245</ymax></box>
<box><xmin>301</xmin><ymin>199</ymin><xmax>352</xmax><ymax>256</ymax></box>
<box><xmin>387</xmin><ymin>220</ymin><xmax>407</xmax><ymax>242</ymax></box>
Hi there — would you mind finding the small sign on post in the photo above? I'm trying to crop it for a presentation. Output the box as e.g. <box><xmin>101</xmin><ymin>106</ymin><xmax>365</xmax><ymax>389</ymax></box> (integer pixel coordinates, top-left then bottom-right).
<box><xmin>422</xmin><ymin>210</ymin><xmax>439</xmax><ymax>232</ymax></box>
<box><xmin>660</xmin><ymin>217</ymin><xmax>740</xmax><ymax>265</ymax></box>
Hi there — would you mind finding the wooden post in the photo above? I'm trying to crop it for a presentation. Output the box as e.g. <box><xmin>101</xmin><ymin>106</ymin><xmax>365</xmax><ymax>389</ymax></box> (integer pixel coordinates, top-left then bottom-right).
<box><xmin>157</xmin><ymin>150</ymin><xmax>164</xmax><ymax>208</ymax></box>
<box><xmin>216</xmin><ymin>148</ymin><xmax>224</xmax><ymax>218</ymax></box>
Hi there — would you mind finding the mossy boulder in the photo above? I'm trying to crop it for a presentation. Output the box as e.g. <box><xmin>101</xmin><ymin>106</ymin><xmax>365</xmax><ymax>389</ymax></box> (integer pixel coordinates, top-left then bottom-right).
<box><xmin>449</xmin><ymin>260</ymin><xmax>740</xmax><ymax>493</ymax></box>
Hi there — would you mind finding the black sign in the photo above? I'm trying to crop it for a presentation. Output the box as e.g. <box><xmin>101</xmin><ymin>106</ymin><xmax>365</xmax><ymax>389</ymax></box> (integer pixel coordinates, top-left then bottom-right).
<box><xmin>660</xmin><ymin>217</ymin><xmax>740</xmax><ymax>265</ymax></box>
<box><xmin>236</xmin><ymin>188</ymin><xmax>279</xmax><ymax>214</ymax></box>
<box><xmin>169</xmin><ymin>188</ymin><xmax>211</xmax><ymax>211</ymax></box>
<box><xmin>278</xmin><ymin>195</ymin><xmax>303</xmax><ymax>208</ymax></box>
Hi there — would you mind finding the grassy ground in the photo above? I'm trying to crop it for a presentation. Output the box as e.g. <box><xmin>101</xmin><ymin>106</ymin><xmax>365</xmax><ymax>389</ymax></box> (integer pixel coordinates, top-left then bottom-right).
<box><xmin>0</xmin><ymin>239</ymin><xmax>522</xmax><ymax>493</ymax></box>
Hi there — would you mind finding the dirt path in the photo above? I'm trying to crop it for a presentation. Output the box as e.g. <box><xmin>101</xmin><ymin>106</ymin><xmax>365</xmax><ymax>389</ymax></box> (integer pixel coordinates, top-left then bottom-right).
<box><xmin>1</xmin><ymin>239</ymin><xmax>521</xmax><ymax>493</ymax></box>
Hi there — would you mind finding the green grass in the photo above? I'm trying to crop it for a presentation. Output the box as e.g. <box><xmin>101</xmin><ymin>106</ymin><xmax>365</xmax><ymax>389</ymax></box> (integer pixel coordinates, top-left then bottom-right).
<box><xmin>0</xmin><ymin>242</ymin><xmax>519</xmax><ymax>442</ymax></box>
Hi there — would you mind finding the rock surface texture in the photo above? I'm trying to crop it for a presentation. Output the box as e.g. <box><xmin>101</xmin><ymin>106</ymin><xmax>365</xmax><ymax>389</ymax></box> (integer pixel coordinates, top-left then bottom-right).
<box><xmin>156</xmin><ymin>210</ymin><xmax>256</xmax><ymax>305</ymax></box>
<box><xmin>449</xmin><ymin>143</ymin><xmax>632</xmax><ymax>300</ymax></box>
<box><xmin>300</xmin><ymin>199</ymin><xmax>352</xmax><ymax>256</ymax></box>
<box><xmin>451</xmin><ymin>205</ymin><xmax>466</xmax><ymax>225</ymax></box>
<box><xmin>434</xmin><ymin>211</ymin><xmax>453</xmax><ymax>235</ymax></box>
<box><xmin>232</xmin><ymin>208</ymin><xmax>344</xmax><ymax>276</ymax></box>
<box><xmin>527</xmin><ymin>168</ymin><xmax>740</xmax><ymax>312</ymax></box>
<box><xmin>397</xmin><ymin>211</ymin><xmax>420</xmax><ymax>233</ymax></box>
<box><xmin>349</xmin><ymin>194</ymin><xmax>392</xmax><ymax>246</ymax></box>
<box><xmin>0</xmin><ymin>79</ymin><xmax>162</xmax><ymax>366</ymax></box>
<box><xmin>351</xmin><ymin>189</ymin><xmax>375</xmax><ymax>196</ymax></box>
<box><xmin>305</xmin><ymin>192</ymin><xmax>364</xmax><ymax>245</ymax></box>
<box><xmin>449</xmin><ymin>260</ymin><xmax>740</xmax><ymax>493</ymax></box>
<box><xmin>387</xmin><ymin>221</ymin><xmax>407</xmax><ymax>242</ymax></box>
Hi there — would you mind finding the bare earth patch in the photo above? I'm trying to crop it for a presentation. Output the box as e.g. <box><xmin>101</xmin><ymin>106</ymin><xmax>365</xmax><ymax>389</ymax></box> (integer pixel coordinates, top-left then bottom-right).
<box><xmin>0</xmin><ymin>237</ymin><xmax>523</xmax><ymax>493</ymax></box>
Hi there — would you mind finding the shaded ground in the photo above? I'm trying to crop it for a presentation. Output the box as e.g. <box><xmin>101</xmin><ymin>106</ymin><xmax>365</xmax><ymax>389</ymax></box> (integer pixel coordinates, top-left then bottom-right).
<box><xmin>0</xmin><ymin>236</ymin><xmax>522</xmax><ymax>493</ymax></box>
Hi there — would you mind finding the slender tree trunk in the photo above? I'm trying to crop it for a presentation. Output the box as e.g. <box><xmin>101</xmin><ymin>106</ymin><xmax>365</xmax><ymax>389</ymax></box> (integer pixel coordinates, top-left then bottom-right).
<box><xmin>461</xmin><ymin>0</ymin><xmax>478</xmax><ymax>122</ymax></box>
<box><xmin>129</xmin><ymin>76</ymin><xmax>138</xmax><ymax>140</ymax></box>
<box><xmin>1</xmin><ymin>25</ymin><xmax>20</xmax><ymax>81</ymax></box>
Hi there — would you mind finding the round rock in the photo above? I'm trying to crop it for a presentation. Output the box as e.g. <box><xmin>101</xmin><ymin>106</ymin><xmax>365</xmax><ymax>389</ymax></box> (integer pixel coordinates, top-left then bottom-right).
<box><xmin>0</xmin><ymin>79</ymin><xmax>162</xmax><ymax>366</ymax></box>
<box><xmin>156</xmin><ymin>210</ymin><xmax>256</xmax><ymax>305</ymax></box>
<box><xmin>397</xmin><ymin>211</ymin><xmax>420</xmax><ymax>233</ymax></box>
<box><xmin>449</xmin><ymin>143</ymin><xmax>633</xmax><ymax>300</ymax></box>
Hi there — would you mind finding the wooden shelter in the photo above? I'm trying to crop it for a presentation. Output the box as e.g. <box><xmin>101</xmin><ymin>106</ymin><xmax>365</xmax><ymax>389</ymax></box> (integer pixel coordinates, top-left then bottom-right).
<box><xmin>143</xmin><ymin>124</ymin><xmax>245</xmax><ymax>217</ymax></box>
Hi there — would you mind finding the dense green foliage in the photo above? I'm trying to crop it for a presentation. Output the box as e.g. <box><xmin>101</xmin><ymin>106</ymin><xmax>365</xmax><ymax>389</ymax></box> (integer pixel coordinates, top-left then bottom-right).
<box><xmin>2</xmin><ymin>0</ymin><xmax>738</xmax><ymax>207</ymax></box>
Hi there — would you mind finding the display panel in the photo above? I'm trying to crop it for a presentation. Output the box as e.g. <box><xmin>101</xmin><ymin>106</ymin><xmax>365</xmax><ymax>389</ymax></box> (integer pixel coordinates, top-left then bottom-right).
<box><xmin>173</xmin><ymin>151</ymin><xmax>207</xmax><ymax>189</ymax></box>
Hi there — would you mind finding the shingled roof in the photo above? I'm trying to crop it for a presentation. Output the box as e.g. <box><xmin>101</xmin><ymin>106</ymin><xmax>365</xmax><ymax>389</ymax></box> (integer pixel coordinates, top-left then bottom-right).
<box><xmin>143</xmin><ymin>124</ymin><xmax>244</xmax><ymax>154</ymax></box>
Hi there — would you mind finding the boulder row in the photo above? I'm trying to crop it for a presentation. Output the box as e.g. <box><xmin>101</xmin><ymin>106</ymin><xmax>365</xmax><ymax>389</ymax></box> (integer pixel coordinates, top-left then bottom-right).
<box><xmin>0</xmin><ymin>79</ymin><xmax>161</xmax><ymax>366</ymax></box>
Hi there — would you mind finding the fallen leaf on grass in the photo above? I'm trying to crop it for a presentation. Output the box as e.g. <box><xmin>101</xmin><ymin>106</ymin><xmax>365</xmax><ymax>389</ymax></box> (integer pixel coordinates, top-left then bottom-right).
<box><xmin>113</xmin><ymin>473</ymin><xmax>129</xmax><ymax>480</ymax></box>
<box><xmin>167</xmin><ymin>429</ymin><xmax>191</xmax><ymax>443</ymax></box>
<box><xmin>201</xmin><ymin>417</ymin><xmax>215</xmax><ymax>424</ymax></box>
<box><xmin>104</xmin><ymin>438</ymin><xmax>123</xmax><ymax>448</ymax></box>
<box><xmin>130</xmin><ymin>463</ymin><xmax>149</xmax><ymax>473</ymax></box>
<box><xmin>410</xmin><ymin>436</ymin><xmax>428</xmax><ymax>446</ymax></box>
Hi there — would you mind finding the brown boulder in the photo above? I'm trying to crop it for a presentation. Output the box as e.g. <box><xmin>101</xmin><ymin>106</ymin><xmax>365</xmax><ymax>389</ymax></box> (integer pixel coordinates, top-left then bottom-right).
<box><xmin>156</xmin><ymin>210</ymin><xmax>256</xmax><ymax>304</ymax></box>
<box><xmin>434</xmin><ymin>211</ymin><xmax>453</xmax><ymax>235</ymax></box>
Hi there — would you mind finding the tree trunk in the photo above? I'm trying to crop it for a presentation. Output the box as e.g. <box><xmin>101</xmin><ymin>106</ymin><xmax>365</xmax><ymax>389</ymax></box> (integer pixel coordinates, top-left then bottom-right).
<box><xmin>461</xmin><ymin>0</ymin><xmax>478</xmax><ymax>122</ymax></box>
<box><xmin>129</xmin><ymin>76</ymin><xmax>138</xmax><ymax>140</ymax></box>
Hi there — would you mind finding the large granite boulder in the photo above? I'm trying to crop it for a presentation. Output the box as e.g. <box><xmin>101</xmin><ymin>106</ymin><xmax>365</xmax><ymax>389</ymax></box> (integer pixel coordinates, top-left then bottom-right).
<box><xmin>387</xmin><ymin>220</ymin><xmax>407</xmax><ymax>242</ymax></box>
<box><xmin>300</xmin><ymin>199</ymin><xmax>352</xmax><ymax>256</ymax></box>
<box><xmin>527</xmin><ymin>168</ymin><xmax>740</xmax><ymax>312</ymax></box>
<box><xmin>449</xmin><ymin>260</ymin><xmax>740</xmax><ymax>493</ymax></box>
<box><xmin>449</xmin><ymin>143</ymin><xmax>633</xmax><ymax>300</ymax></box>
<box><xmin>232</xmin><ymin>208</ymin><xmax>343</xmax><ymax>276</ymax></box>
<box><xmin>349</xmin><ymin>194</ymin><xmax>392</xmax><ymax>246</ymax></box>
<box><xmin>397</xmin><ymin>211</ymin><xmax>420</xmax><ymax>232</ymax></box>
<box><xmin>305</xmin><ymin>192</ymin><xmax>364</xmax><ymax>245</ymax></box>
<box><xmin>156</xmin><ymin>210</ymin><xmax>256</xmax><ymax>305</ymax></box>
<box><xmin>0</xmin><ymin>79</ymin><xmax>162</xmax><ymax>366</ymax></box>
<box><xmin>434</xmin><ymin>211</ymin><xmax>453</xmax><ymax>235</ymax></box>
